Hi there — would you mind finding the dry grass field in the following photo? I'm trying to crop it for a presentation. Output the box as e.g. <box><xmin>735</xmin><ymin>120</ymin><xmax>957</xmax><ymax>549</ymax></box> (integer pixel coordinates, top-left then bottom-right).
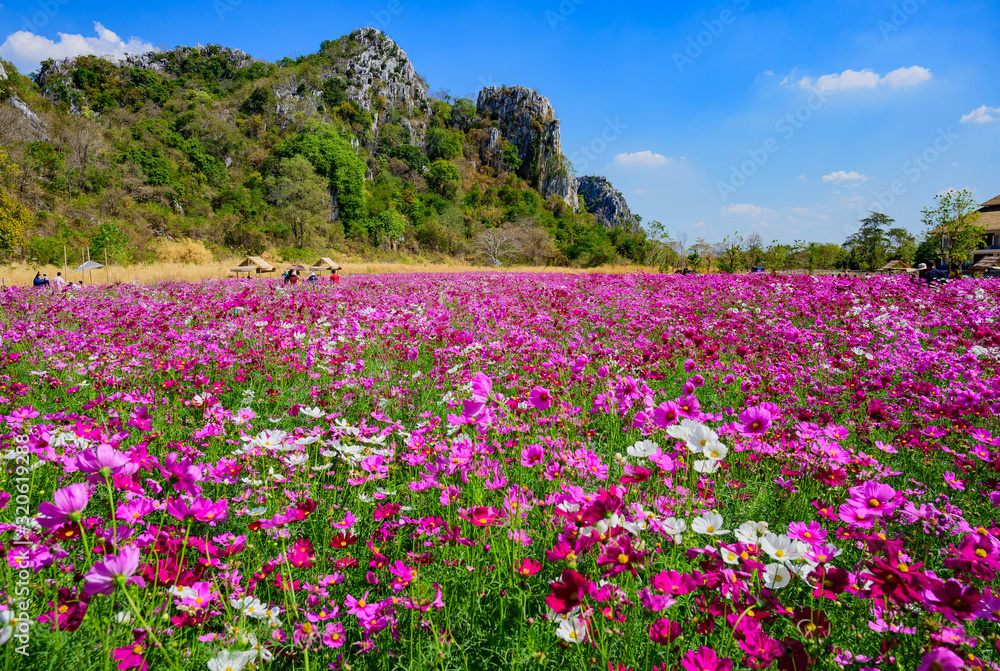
<box><xmin>0</xmin><ymin>258</ymin><xmax>661</xmax><ymax>286</ymax></box>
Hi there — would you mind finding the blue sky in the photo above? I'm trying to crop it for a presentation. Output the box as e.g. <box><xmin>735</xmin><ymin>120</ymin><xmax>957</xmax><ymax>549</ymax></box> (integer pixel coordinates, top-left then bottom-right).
<box><xmin>2</xmin><ymin>0</ymin><xmax>999</xmax><ymax>244</ymax></box>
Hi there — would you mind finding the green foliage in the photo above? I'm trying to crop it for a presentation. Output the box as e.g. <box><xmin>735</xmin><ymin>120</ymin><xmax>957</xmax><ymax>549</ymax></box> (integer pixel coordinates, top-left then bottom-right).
<box><xmin>427</xmin><ymin>160</ymin><xmax>461</xmax><ymax>200</ymax></box>
<box><xmin>369</xmin><ymin>208</ymin><xmax>407</xmax><ymax>245</ymax></box>
<box><xmin>119</xmin><ymin>147</ymin><xmax>173</xmax><ymax>186</ymax></box>
<box><xmin>844</xmin><ymin>212</ymin><xmax>894</xmax><ymax>271</ymax></box>
<box><xmin>240</xmin><ymin>85</ymin><xmax>275</xmax><ymax>116</ymax></box>
<box><xmin>264</xmin><ymin>155</ymin><xmax>332</xmax><ymax>247</ymax></box>
<box><xmin>89</xmin><ymin>221</ymin><xmax>132</xmax><ymax>265</ymax></box>
<box><xmin>0</xmin><ymin>187</ymin><xmax>30</xmax><ymax>258</ymax></box>
<box><xmin>274</xmin><ymin>121</ymin><xmax>368</xmax><ymax>239</ymax></box>
<box><xmin>920</xmin><ymin>189</ymin><xmax>984</xmax><ymax>268</ymax></box>
<box><xmin>386</xmin><ymin>145</ymin><xmax>427</xmax><ymax>172</ymax></box>
<box><xmin>426</xmin><ymin>128</ymin><xmax>463</xmax><ymax>161</ymax></box>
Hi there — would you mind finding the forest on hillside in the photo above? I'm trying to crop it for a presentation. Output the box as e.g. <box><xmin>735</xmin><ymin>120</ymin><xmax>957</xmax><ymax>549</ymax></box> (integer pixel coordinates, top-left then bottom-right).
<box><xmin>0</xmin><ymin>31</ymin><xmax>656</xmax><ymax>269</ymax></box>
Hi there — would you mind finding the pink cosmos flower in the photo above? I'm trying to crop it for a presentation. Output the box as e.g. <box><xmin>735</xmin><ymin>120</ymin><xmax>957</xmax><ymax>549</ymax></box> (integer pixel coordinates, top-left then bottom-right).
<box><xmin>111</xmin><ymin>630</ymin><xmax>148</xmax><ymax>671</ymax></box>
<box><xmin>528</xmin><ymin>386</ymin><xmax>553</xmax><ymax>411</ymax></box>
<box><xmin>322</xmin><ymin>621</ymin><xmax>347</xmax><ymax>648</ymax></box>
<box><xmin>738</xmin><ymin>406</ymin><xmax>772</xmax><ymax>435</ymax></box>
<box><xmin>37</xmin><ymin>483</ymin><xmax>90</xmax><ymax>529</ymax></box>
<box><xmin>471</xmin><ymin>372</ymin><xmax>493</xmax><ymax>402</ymax></box>
<box><xmin>649</xmin><ymin>618</ymin><xmax>682</xmax><ymax>644</ymax></box>
<box><xmin>84</xmin><ymin>546</ymin><xmax>143</xmax><ymax>595</ymax></box>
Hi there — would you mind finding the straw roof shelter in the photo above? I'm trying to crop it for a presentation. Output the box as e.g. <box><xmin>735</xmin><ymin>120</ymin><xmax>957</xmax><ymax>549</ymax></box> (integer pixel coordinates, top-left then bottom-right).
<box><xmin>310</xmin><ymin>257</ymin><xmax>341</xmax><ymax>272</ymax></box>
<box><xmin>230</xmin><ymin>256</ymin><xmax>275</xmax><ymax>277</ymax></box>
<box><xmin>971</xmin><ymin>194</ymin><xmax>1000</xmax><ymax>263</ymax></box>
<box><xmin>877</xmin><ymin>260</ymin><xmax>912</xmax><ymax>274</ymax></box>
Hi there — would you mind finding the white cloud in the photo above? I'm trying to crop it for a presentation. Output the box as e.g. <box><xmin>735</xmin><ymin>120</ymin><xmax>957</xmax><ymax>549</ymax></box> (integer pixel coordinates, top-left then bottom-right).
<box><xmin>612</xmin><ymin>151</ymin><xmax>672</xmax><ymax>167</ymax></box>
<box><xmin>722</xmin><ymin>203</ymin><xmax>773</xmax><ymax>217</ymax></box>
<box><xmin>632</xmin><ymin>188</ymin><xmax>648</xmax><ymax>194</ymax></box>
<box><xmin>822</xmin><ymin>170</ymin><xmax>868</xmax><ymax>185</ymax></box>
<box><xmin>960</xmin><ymin>105</ymin><xmax>1000</xmax><ymax>124</ymax></box>
<box><xmin>798</xmin><ymin>174</ymin><xmax>808</xmax><ymax>182</ymax></box>
<box><xmin>793</xmin><ymin>66</ymin><xmax>931</xmax><ymax>93</ymax></box>
<box><xmin>0</xmin><ymin>22</ymin><xmax>157</xmax><ymax>74</ymax></box>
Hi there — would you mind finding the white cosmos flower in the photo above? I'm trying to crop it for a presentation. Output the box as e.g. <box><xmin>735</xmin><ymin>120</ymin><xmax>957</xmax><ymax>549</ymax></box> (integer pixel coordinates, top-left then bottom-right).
<box><xmin>700</xmin><ymin>442</ymin><xmax>728</xmax><ymax>460</ymax></box>
<box><xmin>247</xmin><ymin>633</ymin><xmax>272</xmax><ymax>662</ymax></box>
<box><xmin>253</xmin><ymin>430</ymin><xmax>288</xmax><ymax>450</ymax></box>
<box><xmin>311</xmin><ymin>463</ymin><xmax>333</xmax><ymax>472</ymax></box>
<box><xmin>693</xmin><ymin>459</ymin><xmax>720</xmax><ymax>474</ymax></box>
<box><xmin>761</xmin><ymin>533</ymin><xmax>801</xmax><ymax>563</ymax></box>
<box><xmin>299</xmin><ymin>406</ymin><xmax>324</xmax><ymax>419</ymax></box>
<box><xmin>627</xmin><ymin>440</ymin><xmax>659</xmax><ymax>458</ymax></box>
<box><xmin>763</xmin><ymin>562</ymin><xmax>792</xmax><ymax>589</ymax></box>
<box><xmin>683</xmin><ymin>420</ymin><xmax>720</xmax><ymax>453</ymax></box>
<box><xmin>207</xmin><ymin>650</ymin><xmax>254</xmax><ymax>671</ymax></box>
<box><xmin>720</xmin><ymin>546</ymin><xmax>742</xmax><ymax>565</ymax></box>
<box><xmin>661</xmin><ymin>516</ymin><xmax>687</xmax><ymax>542</ymax></box>
<box><xmin>283</xmin><ymin>454</ymin><xmax>308</xmax><ymax>468</ymax></box>
<box><xmin>691</xmin><ymin>512</ymin><xmax>729</xmax><ymax>536</ymax></box>
<box><xmin>735</xmin><ymin>521</ymin><xmax>769</xmax><ymax>545</ymax></box>
<box><xmin>555</xmin><ymin>615</ymin><xmax>587</xmax><ymax>644</ymax></box>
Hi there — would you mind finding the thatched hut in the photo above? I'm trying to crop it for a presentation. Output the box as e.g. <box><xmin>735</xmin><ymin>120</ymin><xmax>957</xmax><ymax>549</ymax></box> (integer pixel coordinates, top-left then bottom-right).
<box><xmin>230</xmin><ymin>256</ymin><xmax>275</xmax><ymax>277</ymax></box>
<box><xmin>971</xmin><ymin>194</ymin><xmax>1000</xmax><ymax>267</ymax></box>
<box><xmin>877</xmin><ymin>260</ymin><xmax>912</xmax><ymax>274</ymax></box>
<box><xmin>309</xmin><ymin>257</ymin><xmax>341</xmax><ymax>273</ymax></box>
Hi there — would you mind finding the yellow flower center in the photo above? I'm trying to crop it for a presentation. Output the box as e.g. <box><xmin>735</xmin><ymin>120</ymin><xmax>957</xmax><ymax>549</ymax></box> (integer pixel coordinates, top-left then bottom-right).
<box><xmin>975</xmin><ymin>549</ymin><xmax>987</xmax><ymax>558</ymax></box>
<box><xmin>706</xmin><ymin>525</ymin><xmax>715</xmax><ymax>533</ymax></box>
<box><xmin>898</xmin><ymin>563</ymin><xmax>909</xmax><ymax>573</ymax></box>
<box><xmin>868</xmin><ymin>498</ymin><xmax>880</xmax><ymax>508</ymax></box>
<box><xmin>617</xmin><ymin>553</ymin><xmax>629</xmax><ymax>564</ymax></box>
<box><xmin>132</xmin><ymin>645</ymin><xmax>144</xmax><ymax>655</ymax></box>
<box><xmin>58</xmin><ymin>605</ymin><xmax>69</xmax><ymax>614</ymax></box>
<box><xmin>775</xmin><ymin>550</ymin><xmax>785</xmax><ymax>557</ymax></box>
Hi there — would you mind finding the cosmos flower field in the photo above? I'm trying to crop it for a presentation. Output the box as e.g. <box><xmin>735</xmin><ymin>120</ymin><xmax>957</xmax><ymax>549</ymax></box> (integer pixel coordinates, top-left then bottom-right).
<box><xmin>1</xmin><ymin>272</ymin><xmax>999</xmax><ymax>671</ymax></box>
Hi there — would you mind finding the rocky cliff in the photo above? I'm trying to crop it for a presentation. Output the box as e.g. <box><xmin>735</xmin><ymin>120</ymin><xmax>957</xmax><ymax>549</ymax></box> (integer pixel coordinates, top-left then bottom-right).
<box><xmin>576</xmin><ymin>175</ymin><xmax>639</xmax><ymax>232</ymax></box>
<box><xmin>477</xmin><ymin>86</ymin><xmax>578</xmax><ymax>209</ymax></box>
<box><xmin>0</xmin><ymin>61</ymin><xmax>46</xmax><ymax>139</ymax></box>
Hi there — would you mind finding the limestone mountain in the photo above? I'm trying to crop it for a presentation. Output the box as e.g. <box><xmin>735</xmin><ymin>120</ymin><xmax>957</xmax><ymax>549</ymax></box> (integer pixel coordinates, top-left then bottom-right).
<box><xmin>0</xmin><ymin>28</ymin><xmax>649</xmax><ymax>268</ymax></box>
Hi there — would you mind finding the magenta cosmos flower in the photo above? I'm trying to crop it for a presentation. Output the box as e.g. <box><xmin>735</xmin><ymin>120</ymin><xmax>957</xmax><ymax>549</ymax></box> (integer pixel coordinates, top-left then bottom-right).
<box><xmin>680</xmin><ymin>647</ymin><xmax>733</xmax><ymax>671</ymax></box>
<box><xmin>37</xmin><ymin>483</ymin><xmax>90</xmax><ymax>529</ymax></box>
<box><xmin>84</xmin><ymin>546</ymin><xmax>143</xmax><ymax>595</ymax></box>
<box><xmin>528</xmin><ymin>386</ymin><xmax>553</xmax><ymax>411</ymax></box>
<box><xmin>738</xmin><ymin>406</ymin><xmax>772</xmax><ymax>435</ymax></box>
<box><xmin>916</xmin><ymin>647</ymin><xmax>964</xmax><ymax>671</ymax></box>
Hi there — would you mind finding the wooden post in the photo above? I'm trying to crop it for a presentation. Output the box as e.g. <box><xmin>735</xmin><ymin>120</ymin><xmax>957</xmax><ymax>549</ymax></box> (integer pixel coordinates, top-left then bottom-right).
<box><xmin>104</xmin><ymin>248</ymin><xmax>109</xmax><ymax>285</ymax></box>
<box><xmin>63</xmin><ymin>246</ymin><xmax>67</xmax><ymax>281</ymax></box>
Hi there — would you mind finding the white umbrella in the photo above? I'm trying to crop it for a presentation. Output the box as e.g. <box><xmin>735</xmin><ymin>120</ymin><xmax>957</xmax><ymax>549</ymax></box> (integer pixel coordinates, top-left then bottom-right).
<box><xmin>71</xmin><ymin>260</ymin><xmax>104</xmax><ymax>285</ymax></box>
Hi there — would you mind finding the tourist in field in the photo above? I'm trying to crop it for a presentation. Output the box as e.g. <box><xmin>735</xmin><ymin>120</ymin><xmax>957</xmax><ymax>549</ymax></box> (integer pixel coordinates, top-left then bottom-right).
<box><xmin>53</xmin><ymin>272</ymin><xmax>66</xmax><ymax>289</ymax></box>
<box><xmin>32</xmin><ymin>272</ymin><xmax>46</xmax><ymax>288</ymax></box>
<box><xmin>281</xmin><ymin>270</ymin><xmax>290</xmax><ymax>284</ymax></box>
<box><xmin>331</xmin><ymin>269</ymin><xmax>341</xmax><ymax>284</ymax></box>
<box><xmin>308</xmin><ymin>271</ymin><xmax>317</xmax><ymax>287</ymax></box>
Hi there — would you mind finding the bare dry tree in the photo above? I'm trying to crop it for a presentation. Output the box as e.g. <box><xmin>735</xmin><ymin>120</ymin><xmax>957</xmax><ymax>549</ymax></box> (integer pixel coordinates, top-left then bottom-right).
<box><xmin>474</xmin><ymin>227</ymin><xmax>521</xmax><ymax>266</ymax></box>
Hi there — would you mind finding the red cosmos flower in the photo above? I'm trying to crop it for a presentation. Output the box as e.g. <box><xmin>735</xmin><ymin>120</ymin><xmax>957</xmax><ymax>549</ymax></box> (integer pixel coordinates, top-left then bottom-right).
<box><xmin>292</xmin><ymin>499</ymin><xmax>317</xmax><ymax>521</ymax></box>
<box><xmin>810</xmin><ymin>567</ymin><xmax>850</xmax><ymax>600</ymax></box>
<box><xmin>596</xmin><ymin>536</ymin><xmax>646</xmax><ymax>577</ymax></box>
<box><xmin>330</xmin><ymin>531</ymin><xmax>358</xmax><ymax>550</ymax></box>
<box><xmin>515</xmin><ymin>558</ymin><xmax>543</xmax><ymax>577</ymax></box>
<box><xmin>925</xmin><ymin>579</ymin><xmax>982</xmax><ymax>623</ymax></box>
<box><xmin>544</xmin><ymin>568</ymin><xmax>590</xmax><ymax>614</ymax></box>
<box><xmin>863</xmin><ymin>555</ymin><xmax>930</xmax><ymax>605</ymax></box>
<box><xmin>36</xmin><ymin>588</ymin><xmax>89</xmax><ymax>632</ymax></box>
<box><xmin>793</xmin><ymin>607</ymin><xmax>831</xmax><ymax>639</ymax></box>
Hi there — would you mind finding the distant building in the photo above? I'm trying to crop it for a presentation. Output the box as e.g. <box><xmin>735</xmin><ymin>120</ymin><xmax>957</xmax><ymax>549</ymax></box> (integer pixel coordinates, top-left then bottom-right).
<box><xmin>971</xmin><ymin>194</ymin><xmax>1000</xmax><ymax>269</ymax></box>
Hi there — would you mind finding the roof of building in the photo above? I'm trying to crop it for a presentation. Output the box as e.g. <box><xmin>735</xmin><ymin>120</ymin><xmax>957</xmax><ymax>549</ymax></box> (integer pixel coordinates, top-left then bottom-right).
<box><xmin>980</xmin><ymin>194</ymin><xmax>1000</xmax><ymax>209</ymax></box>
